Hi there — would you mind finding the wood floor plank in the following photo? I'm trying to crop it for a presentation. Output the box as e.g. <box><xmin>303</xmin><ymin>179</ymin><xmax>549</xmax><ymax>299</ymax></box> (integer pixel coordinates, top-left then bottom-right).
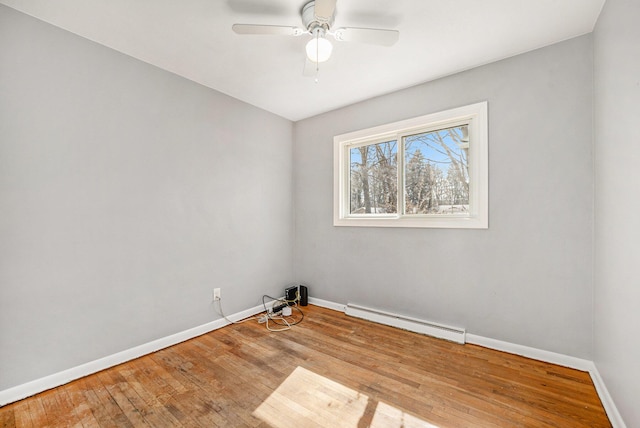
<box><xmin>64</xmin><ymin>381</ymin><xmax>102</xmax><ymax>427</ymax></box>
<box><xmin>0</xmin><ymin>304</ymin><xmax>611</xmax><ymax>427</ymax></box>
<box><xmin>0</xmin><ymin>405</ymin><xmax>16</xmax><ymax>428</ymax></box>
<box><xmin>39</xmin><ymin>388</ymin><xmax>78</xmax><ymax>428</ymax></box>
<box><xmin>166</xmin><ymin>343</ymin><xmax>266</xmax><ymax>427</ymax></box>
<box><xmin>25</xmin><ymin>398</ymin><xmax>47</xmax><ymax>428</ymax></box>
<box><xmin>54</xmin><ymin>389</ymin><xmax>85</xmax><ymax>428</ymax></box>
<box><xmin>95</xmin><ymin>370</ymin><xmax>150</xmax><ymax>428</ymax></box>
<box><xmin>117</xmin><ymin>357</ymin><xmax>195</xmax><ymax>427</ymax></box>
<box><xmin>81</xmin><ymin>375</ymin><xmax>130</xmax><ymax>428</ymax></box>
<box><xmin>11</xmin><ymin>401</ymin><xmax>32</xmax><ymax>428</ymax></box>
<box><xmin>149</xmin><ymin>348</ymin><xmax>237</xmax><ymax>427</ymax></box>
<box><xmin>110</xmin><ymin>360</ymin><xmax>189</xmax><ymax>427</ymax></box>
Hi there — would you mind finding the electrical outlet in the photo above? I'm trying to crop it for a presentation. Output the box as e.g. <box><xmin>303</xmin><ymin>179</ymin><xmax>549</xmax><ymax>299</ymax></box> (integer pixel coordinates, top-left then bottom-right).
<box><xmin>213</xmin><ymin>288</ymin><xmax>221</xmax><ymax>301</ymax></box>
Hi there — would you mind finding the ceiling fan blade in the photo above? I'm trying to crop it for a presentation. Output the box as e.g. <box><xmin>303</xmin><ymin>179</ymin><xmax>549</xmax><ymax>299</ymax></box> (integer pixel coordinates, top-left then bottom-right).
<box><xmin>314</xmin><ymin>0</ymin><xmax>337</xmax><ymax>22</ymax></box>
<box><xmin>232</xmin><ymin>24</ymin><xmax>305</xmax><ymax>36</ymax></box>
<box><xmin>333</xmin><ymin>27</ymin><xmax>399</xmax><ymax>46</ymax></box>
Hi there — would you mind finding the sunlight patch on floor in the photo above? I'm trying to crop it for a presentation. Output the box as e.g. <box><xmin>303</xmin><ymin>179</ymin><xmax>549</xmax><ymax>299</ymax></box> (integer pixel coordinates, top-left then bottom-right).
<box><xmin>253</xmin><ymin>366</ymin><xmax>438</xmax><ymax>427</ymax></box>
<box><xmin>371</xmin><ymin>401</ymin><xmax>440</xmax><ymax>428</ymax></box>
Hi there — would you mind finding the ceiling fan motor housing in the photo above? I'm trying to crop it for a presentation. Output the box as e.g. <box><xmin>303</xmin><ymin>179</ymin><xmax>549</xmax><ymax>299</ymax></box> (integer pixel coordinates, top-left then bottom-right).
<box><xmin>302</xmin><ymin>1</ymin><xmax>334</xmax><ymax>31</ymax></box>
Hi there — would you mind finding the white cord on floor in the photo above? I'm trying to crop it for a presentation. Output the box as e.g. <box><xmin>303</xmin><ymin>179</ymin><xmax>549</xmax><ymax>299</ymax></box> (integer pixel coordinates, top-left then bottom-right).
<box><xmin>215</xmin><ymin>296</ymin><xmax>302</xmax><ymax>332</ymax></box>
<box><xmin>215</xmin><ymin>298</ymin><xmax>258</xmax><ymax>324</ymax></box>
<box><xmin>266</xmin><ymin>315</ymin><xmax>291</xmax><ymax>332</ymax></box>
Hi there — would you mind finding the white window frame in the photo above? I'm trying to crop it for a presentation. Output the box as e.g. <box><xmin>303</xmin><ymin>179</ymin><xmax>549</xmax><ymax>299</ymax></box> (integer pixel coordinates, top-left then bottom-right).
<box><xmin>333</xmin><ymin>102</ymin><xmax>488</xmax><ymax>229</ymax></box>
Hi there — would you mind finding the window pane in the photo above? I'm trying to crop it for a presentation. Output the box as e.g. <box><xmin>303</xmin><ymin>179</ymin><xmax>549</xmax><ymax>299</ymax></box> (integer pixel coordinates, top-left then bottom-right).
<box><xmin>403</xmin><ymin>125</ymin><xmax>469</xmax><ymax>215</ymax></box>
<box><xmin>349</xmin><ymin>140</ymin><xmax>397</xmax><ymax>214</ymax></box>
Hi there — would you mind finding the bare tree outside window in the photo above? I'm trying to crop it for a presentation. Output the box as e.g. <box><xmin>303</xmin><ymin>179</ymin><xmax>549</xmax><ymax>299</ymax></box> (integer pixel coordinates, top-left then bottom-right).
<box><xmin>348</xmin><ymin>126</ymin><xmax>469</xmax><ymax>216</ymax></box>
<box><xmin>403</xmin><ymin>125</ymin><xmax>469</xmax><ymax>214</ymax></box>
<box><xmin>349</xmin><ymin>140</ymin><xmax>397</xmax><ymax>214</ymax></box>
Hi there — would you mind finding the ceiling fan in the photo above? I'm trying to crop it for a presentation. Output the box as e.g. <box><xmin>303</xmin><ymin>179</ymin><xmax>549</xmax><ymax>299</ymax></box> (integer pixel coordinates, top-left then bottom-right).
<box><xmin>232</xmin><ymin>0</ymin><xmax>399</xmax><ymax>75</ymax></box>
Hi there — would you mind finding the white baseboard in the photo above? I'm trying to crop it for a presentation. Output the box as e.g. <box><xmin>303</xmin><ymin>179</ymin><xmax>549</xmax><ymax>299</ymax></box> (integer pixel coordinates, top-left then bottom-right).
<box><xmin>588</xmin><ymin>363</ymin><xmax>627</xmax><ymax>428</ymax></box>
<box><xmin>465</xmin><ymin>334</ymin><xmax>593</xmax><ymax>371</ymax></box>
<box><xmin>346</xmin><ymin>303</ymin><xmax>466</xmax><ymax>344</ymax></box>
<box><xmin>0</xmin><ymin>303</ymin><xmax>267</xmax><ymax>407</ymax></box>
<box><xmin>308</xmin><ymin>297</ymin><xmax>346</xmax><ymax>312</ymax></box>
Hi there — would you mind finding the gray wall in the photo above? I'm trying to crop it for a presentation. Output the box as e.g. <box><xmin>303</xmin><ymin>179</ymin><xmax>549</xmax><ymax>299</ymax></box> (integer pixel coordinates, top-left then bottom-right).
<box><xmin>594</xmin><ymin>0</ymin><xmax>640</xmax><ymax>425</ymax></box>
<box><xmin>294</xmin><ymin>35</ymin><xmax>594</xmax><ymax>358</ymax></box>
<box><xmin>0</xmin><ymin>5</ymin><xmax>293</xmax><ymax>390</ymax></box>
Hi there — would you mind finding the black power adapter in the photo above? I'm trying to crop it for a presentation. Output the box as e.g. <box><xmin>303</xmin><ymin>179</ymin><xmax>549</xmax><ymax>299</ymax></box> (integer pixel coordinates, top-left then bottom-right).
<box><xmin>271</xmin><ymin>303</ymin><xmax>288</xmax><ymax>313</ymax></box>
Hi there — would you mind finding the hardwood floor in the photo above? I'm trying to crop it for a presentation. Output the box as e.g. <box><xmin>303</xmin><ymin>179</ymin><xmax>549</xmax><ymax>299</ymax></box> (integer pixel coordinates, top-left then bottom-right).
<box><xmin>0</xmin><ymin>305</ymin><xmax>611</xmax><ymax>427</ymax></box>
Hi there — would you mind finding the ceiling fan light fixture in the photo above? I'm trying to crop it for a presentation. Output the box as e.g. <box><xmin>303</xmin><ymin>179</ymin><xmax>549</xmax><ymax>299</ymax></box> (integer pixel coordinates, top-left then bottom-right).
<box><xmin>306</xmin><ymin>32</ymin><xmax>333</xmax><ymax>63</ymax></box>
<box><xmin>233</xmin><ymin>0</ymin><xmax>399</xmax><ymax>75</ymax></box>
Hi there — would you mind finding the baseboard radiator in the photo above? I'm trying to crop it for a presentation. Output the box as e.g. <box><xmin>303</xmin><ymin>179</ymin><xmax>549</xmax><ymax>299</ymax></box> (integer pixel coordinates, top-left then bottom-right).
<box><xmin>345</xmin><ymin>303</ymin><xmax>466</xmax><ymax>344</ymax></box>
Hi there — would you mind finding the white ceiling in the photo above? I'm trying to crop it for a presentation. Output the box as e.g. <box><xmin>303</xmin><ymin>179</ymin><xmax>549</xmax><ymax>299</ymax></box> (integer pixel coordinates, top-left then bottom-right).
<box><xmin>1</xmin><ymin>0</ymin><xmax>605</xmax><ymax>121</ymax></box>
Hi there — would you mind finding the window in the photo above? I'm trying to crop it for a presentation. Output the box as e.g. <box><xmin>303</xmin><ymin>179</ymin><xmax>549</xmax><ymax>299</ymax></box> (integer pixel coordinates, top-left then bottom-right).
<box><xmin>334</xmin><ymin>102</ymin><xmax>488</xmax><ymax>228</ymax></box>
